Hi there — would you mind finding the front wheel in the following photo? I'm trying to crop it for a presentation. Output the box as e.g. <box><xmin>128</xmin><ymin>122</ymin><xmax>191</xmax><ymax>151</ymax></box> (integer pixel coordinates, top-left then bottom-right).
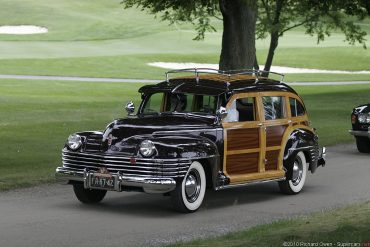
<box><xmin>356</xmin><ymin>137</ymin><xmax>370</xmax><ymax>153</ymax></box>
<box><xmin>279</xmin><ymin>151</ymin><xmax>307</xmax><ymax>195</ymax></box>
<box><xmin>73</xmin><ymin>183</ymin><xmax>107</xmax><ymax>203</ymax></box>
<box><xmin>170</xmin><ymin>161</ymin><xmax>206</xmax><ymax>213</ymax></box>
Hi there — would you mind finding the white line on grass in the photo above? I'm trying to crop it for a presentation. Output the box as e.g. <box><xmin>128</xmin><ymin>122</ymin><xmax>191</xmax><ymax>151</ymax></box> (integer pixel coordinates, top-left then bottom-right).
<box><xmin>0</xmin><ymin>74</ymin><xmax>369</xmax><ymax>86</ymax></box>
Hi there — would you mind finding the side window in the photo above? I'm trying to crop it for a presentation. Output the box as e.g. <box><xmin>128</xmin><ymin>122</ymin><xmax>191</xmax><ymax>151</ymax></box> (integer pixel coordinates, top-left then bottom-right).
<box><xmin>224</xmin><ymin>97</ymin><xmax>256</xmax><ymax>122</ymax></box>
<box><xmin>143</xmin><ymin>93</ymin><xmax>164</xmax><ymax>114</ymax></box>
<box><xmin>262</xmin><ymin>96</ymin><xmax>285</xmax><ymax>120</ymax></box>
<box><xmin>289</xmin><ymin>98</ymin><xmax>306</xmax><ymax>117</ymax></box>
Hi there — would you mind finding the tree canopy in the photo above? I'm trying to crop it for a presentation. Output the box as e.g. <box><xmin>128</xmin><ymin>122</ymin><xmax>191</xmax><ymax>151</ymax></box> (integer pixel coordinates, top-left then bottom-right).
<box><xmin>122</xmin><ymin>0</ymin><xmax>368</xmax><ymax>72</ymax></box>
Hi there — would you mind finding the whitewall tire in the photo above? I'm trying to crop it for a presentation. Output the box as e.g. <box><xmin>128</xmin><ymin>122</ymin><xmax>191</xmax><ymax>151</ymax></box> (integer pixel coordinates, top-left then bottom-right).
<box><xmin>279</xmin><ymin>151</ymin><xmax>307</xmax><ymax>195</ymax></box>
<box><xmin>170</xmin><ymin>161</ymin><xmax>206</xmax><ymax>213</ymax></box>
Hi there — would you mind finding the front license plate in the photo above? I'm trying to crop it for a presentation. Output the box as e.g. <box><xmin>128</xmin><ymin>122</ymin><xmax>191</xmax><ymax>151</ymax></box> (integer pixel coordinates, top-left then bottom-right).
<box><xmin>89</xmin><ymin>173</ymin><xmax>117</xmax><ymax>190</ymax></box>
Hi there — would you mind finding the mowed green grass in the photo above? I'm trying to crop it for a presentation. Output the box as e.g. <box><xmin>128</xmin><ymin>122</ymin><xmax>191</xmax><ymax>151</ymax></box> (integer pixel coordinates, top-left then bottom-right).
<box><xmin>0</xmin><ymin>79</ymin><xmax>143</xmax><ymax>190</ymax></box>
<box><xmin>169</xmin><ymin>201</ymin><xmax>370</xmax><ymax>247</ymax></box>
<box><xmin>0</xmin><ymin>0</ymin><xmax>369</xmax><ymax>81</ymax></box>
<box><xmin>0</xmin><ymin>79</ymin><xmax>369</xmax><ymax>190</ymax></box>
<box><xmin>0</xmin><ymin>47</ymin><xmax>369</xmax><ymax>81</ymax></box>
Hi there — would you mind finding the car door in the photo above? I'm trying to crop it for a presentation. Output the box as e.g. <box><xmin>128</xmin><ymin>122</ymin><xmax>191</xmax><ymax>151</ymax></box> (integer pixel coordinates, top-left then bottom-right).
<box><xmin>222</xmin><ymin>93</ymin><xmax>265</xmax><ymax>184</ymax></box>
<box><xmin>260</xmin><ymin>93</ymin><xmax>290</xmax><ymax>174</ymax></box>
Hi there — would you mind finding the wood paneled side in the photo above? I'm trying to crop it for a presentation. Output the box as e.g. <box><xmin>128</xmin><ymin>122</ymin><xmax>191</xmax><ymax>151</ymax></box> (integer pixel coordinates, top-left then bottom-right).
<box><xmin>227</xmin><ymin>128</ymin><xmax>259</xmax><ymax>151</ymax></box>
<box><xmin>265</xmin><ymin>150</ymin><xmax>280</xmax><ymax>170</ymax></box>
<box><xmin>226</xmin><ymin>153</ymin><xmax>259</xmax><ymax>175</ymax></box>
<box><xmin>266</xmin><ymin>125</ymin><xmax>287</xmax><ymax>147</ymax></box>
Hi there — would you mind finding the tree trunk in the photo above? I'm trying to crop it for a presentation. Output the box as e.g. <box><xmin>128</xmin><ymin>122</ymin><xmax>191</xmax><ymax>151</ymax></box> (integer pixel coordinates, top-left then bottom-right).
<box><xmin>366</xmin><ymin>0</ymin><xmax>370</xmax><ymax>15</ymax></box>
<box><xmin>219</xmin><ymin>0</ymin><xmax>257</xmax><ymax>71</ymax></box>
<box><xmin>263</xmin><ymin>0</ymin><xmax>283</xmax><ymax>74</ymax></box>
<box><xmin>263</xmin><ymin>31</ymin><xmax>279</xmax><ymax>72</ymax></box>
<box><xmin>254</xmin><ymin>52</ymin><xmax>259</xmax><ymax>70</ymax></box>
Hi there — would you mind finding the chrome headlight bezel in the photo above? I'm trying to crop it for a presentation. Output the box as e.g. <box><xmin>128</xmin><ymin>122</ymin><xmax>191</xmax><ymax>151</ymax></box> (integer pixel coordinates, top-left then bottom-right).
<box><xmin>139</xmin><ymin>140</ymin><xmax>156</xmax><ymax>157</ymax></box>
<box><xmin>67</xmin><ymin>134</ymin><xmax>83</xmax><ymax>150</ymax></box>
<box><xmin>358</xmin><ymin>113</ymin><xmax>370</xmax><ymax>124</ymax></box>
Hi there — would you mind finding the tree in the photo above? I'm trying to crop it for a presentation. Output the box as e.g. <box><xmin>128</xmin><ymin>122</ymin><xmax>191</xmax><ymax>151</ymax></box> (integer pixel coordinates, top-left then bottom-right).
<box><xmin>258</xmin><ymin>0</ymin><xmax>368</xmax><ymax>72</ymax></box>
<box><xmin>122</xmin><ymin>0</ymin><xmax>367</xmax><ymax>72</ymax></box>
<box><xmin>122</xmin><ymin>0</ymin><xmax>258</xmax><ymax>71</ymax></box>
<box><xmin>364</xmin><ymin>0</ymin><xmax>370</xmax><ymax>15</ymax></box>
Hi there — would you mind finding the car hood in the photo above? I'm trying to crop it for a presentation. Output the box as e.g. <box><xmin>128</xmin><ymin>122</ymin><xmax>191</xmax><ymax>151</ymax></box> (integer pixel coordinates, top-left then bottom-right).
<box><xmin>105</xmin><ymin>114</ymin><xmax>217</xmax><ymax>140</ymax></box>
<box><xmin>353</xmin><ymin>104</ymin><xmax>370</xmax><ymax>114</ymax></box>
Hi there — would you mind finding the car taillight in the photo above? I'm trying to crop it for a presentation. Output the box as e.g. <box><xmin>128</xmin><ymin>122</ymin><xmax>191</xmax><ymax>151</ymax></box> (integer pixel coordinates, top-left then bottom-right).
<box><xmin>351</xmin><ymin>114</ymin><xmax>357</xmax><ymax>124</ymax></box>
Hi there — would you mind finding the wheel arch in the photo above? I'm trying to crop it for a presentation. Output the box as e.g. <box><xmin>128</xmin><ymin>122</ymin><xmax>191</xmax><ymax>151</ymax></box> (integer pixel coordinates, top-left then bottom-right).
<box><xmin>195</xmin><ymin>156</ymin><xmax>221</xmax><ymax>190</ymax></box>
<box><xmin>282</xmin><ymin>127</ymin><xmax>319</xmax><ymax>180</ymax></box>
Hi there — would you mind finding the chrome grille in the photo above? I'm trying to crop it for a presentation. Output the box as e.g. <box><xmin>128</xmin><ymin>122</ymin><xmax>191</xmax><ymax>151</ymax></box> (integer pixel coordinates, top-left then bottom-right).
<box><xmin>62</xmin><ymin>151</ymin><xmax>191</xmax><ymax>178</ymax></box>
<box><xmin>84</xmin><ymin>135</ymin><xmax>102</xmax><ymax>152</ymax></box>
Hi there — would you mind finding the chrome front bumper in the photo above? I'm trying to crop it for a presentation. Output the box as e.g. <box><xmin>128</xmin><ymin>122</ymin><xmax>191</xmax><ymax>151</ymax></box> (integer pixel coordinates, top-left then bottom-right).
<box><xmin>349</xmin><ymin>129</ymin><xmax>370</xmax><ymax>138</ymax></box>
<box><xmin>55</xmin><ymin>167</ymin><xmax>177</xmax><ymax>194</ymax></box>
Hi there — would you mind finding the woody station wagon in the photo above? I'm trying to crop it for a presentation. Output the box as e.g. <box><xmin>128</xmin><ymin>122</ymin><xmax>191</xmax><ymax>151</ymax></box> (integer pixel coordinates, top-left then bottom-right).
<box><xmin>56</xmin><ymin>69</ymin><xmax>326</xmax><ymax>213</ymax></box>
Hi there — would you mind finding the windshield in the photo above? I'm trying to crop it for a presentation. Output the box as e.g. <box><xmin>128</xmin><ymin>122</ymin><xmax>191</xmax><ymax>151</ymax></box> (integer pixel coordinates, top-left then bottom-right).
<box><xmin>141</xmin><ymin>92</ymin><xmax>218</xmax><ymax>115</ymax></box>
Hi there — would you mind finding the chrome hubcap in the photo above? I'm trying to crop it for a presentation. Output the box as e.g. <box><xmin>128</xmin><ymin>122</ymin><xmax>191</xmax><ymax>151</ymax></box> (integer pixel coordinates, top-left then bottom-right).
<box><xmin>185</xmin><ymin>169</ymin><xmax>201</xmax><ymax>203</ymax></box>
<box><xmin>291</xmin><ymin>157</ymin><xmax>303</xmax><ymax>186</ymax></box>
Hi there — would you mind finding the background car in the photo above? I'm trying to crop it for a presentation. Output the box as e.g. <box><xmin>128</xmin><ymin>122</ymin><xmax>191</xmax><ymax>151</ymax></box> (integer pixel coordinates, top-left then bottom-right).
<box><xmin>350</xmin><ymin>104</ymin><xmax>370</xmax><ymax>153</ymax></box>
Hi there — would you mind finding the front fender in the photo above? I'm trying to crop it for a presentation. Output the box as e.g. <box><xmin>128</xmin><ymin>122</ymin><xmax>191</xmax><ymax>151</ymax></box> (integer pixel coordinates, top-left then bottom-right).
<box><xmin>118</xmin><ymin>135</ymin><xmax>219</xmax><ymax>159</ymax></box>
<box><xmin>121</xmin><ymin>135</ymin><xmax>221</xmax><ymax>189</ymax></box>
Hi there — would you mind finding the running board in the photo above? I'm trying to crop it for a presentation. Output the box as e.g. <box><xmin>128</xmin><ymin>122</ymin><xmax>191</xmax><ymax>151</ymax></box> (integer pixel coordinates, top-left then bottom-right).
<box><xmin>215</xmin><ymin>177</ymin><xmax>285</xmax><ymax>191</ymax></box>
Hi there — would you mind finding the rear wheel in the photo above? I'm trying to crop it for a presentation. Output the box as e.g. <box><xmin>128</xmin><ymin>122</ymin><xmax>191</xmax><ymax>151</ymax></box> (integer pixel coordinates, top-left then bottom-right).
<box><xmin>356</xmin><ymin>137</ymin><xmax>370</xmax><ymax>153</ymax></box>
<box><xmin>73</xmin><ymin>183</ymin><xmax>107</xmax><ymax>203</ymax></box>
<box><xmin>279</xmin><ymin>151</ymin><xmax>307</xmax><ymax>195</ymax></box>
<box><xmin>170</xmin><ymin>161</ymin><xmax>206</xmax><ymax>213</ymax></box>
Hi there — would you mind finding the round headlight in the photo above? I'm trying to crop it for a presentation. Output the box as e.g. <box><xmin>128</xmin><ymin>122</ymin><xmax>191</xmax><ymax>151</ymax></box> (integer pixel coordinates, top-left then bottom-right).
<box><xmin>67</xmin><ymin>134</ymin><xmax>82</xmax><ymax>150</ymax></box>
<box><xmin>358</xmin><ymin>114</ymin><xmax>367</xmax><ymax>123</ymax></box>
<box><xmin>139</xmin><ymin>140</ymin><xmax>156</xmax><ymax>157</ymax></box>
<box><xmin>366</xmin><ymin>114</ymin><xmax>370</xmax><ymax>124</ymax></box>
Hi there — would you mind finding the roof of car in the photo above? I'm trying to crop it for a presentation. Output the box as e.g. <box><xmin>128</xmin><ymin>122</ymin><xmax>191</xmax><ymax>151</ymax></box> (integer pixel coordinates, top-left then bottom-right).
<box><xmin>139</xmin><ymin>73</ymin><xmax>298</xmax><ymax>96</ymax></box>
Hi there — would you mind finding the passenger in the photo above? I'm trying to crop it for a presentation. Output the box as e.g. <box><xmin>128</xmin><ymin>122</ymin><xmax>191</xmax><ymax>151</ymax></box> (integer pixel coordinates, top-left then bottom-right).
<box><xmin>224</xmin><ymin>100</ymin><xmax>239</xmax><ymax>122</ymax></box>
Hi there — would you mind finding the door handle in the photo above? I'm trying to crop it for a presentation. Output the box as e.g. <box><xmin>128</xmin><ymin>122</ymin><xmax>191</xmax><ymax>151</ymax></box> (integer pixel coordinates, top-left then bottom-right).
<box><xmin>258</xmin><ymin>123</ymin><xmax>263</xmax><ymax>127</ymax></box>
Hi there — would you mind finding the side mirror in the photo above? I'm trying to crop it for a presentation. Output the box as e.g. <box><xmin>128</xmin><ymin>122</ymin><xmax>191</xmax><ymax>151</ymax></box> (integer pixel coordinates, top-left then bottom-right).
<box><xmin>125</xmin><ymin>101</ymin><xmax>135</xmax><ymax>116</ymax></box>
<box><xmin>216</xmin><ymin>106</ymin><xmax>228</xmax><ymax>120</ymax></box>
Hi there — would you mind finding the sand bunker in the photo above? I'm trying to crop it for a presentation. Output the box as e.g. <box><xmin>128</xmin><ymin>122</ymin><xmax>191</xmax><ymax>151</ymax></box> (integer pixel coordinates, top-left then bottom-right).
<box><xmin>148</xmin><ymin>62</ymin><xmax>370</xmax><ymax>74</ymax></box>
<box><xmin>0</xmin><ymin>25</ymin><xmax>48</xmax><ymax>35</ymax></box>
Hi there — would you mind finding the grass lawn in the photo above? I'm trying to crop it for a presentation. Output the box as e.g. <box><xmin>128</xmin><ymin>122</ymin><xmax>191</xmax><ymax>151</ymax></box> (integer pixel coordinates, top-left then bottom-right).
<box><xmin>168</xmin><ymin>201</ymin><xmax>370</xmax><ymax>247</ymax></box>
<box><xmin>0</xmin><ymin>79</ymin><xmax>143</xmax><ymax>190</ymax></box>
<box><xmin>0</xmin><ymin>79</ymin><xmax>369</xmax><ymax>191</ymax></box>
<box><xmin>0</xmin><ymin>1</ymin><xmax>369</xmax><ymax>81</ymax></box>
<box><xmin>0</xmin><ymin>50</ymin><xmax>369</xmax><ymax>81</ymax></box>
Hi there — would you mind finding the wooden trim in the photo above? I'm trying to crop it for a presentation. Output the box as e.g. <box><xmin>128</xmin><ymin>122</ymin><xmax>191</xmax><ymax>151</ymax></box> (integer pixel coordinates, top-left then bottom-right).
<box><xmin>223</xmin><ymin>128</ymin><xmax>228</xmax><ymax>176</ymax></box>
<box><xmin>222</xmin><ymin>90</ymin><xmax>315</xmax><ymax>184</ymax></box>
<box><xmin>266</xmin><ymin>146</ymin><xmax>281</xmax><ymax>151</ymax></box>
<box><xmin>256</xmin><ymin>96</ymin><xmax>266</xmax><ymax>173</ymax></box>
<box><xmin>227</xmin><ymin>148</ymin><xmax>260</xmax><ymax>155</ymax></box>
<box><xmin>230</xmin><ymin>170</ymin><xmax>285</xmax><ymax>184</ymax></box>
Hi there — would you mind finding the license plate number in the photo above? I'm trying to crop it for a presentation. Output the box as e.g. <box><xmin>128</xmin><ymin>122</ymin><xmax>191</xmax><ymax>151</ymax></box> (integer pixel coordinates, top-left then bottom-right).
<box><xmin>89</xmin><ymin>173</ymin><xmax>117</xmax><ymax>190</ymax></box>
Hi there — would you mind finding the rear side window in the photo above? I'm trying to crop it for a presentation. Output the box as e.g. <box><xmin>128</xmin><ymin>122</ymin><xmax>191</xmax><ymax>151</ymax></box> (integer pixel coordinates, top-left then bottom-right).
<box><xmin>262</xmin><ymin>96</ymin><xmax>285</xmax><ymax>120</ymax></box>
<box><xmin>289</xmin><ymin>98</ymin><xmax>306</xmax><ymax>117</ymax></box>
